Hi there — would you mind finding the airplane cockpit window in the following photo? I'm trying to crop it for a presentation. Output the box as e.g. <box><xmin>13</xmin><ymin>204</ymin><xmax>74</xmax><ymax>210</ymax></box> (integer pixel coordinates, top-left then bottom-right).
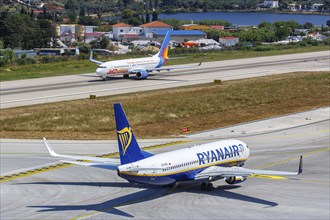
<box><xmin>98</xmin><ymin>65</ymin><xmax>107</xmax><ymax>69</ymax></box>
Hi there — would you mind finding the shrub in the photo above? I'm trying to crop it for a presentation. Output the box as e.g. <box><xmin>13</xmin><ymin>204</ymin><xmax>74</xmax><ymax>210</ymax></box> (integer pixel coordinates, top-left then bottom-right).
<box><xmin>254</xmin><ymin>45</ymin><xmax>275</xmax><ymax>51</ymax></box>
<box><xmin>77</xmin><ymin>53</ymin><xmax>89</xmax><ymax>60</ymax></box>
<box><xmin>0</xmin><ymin>49</ymin><xmax>14</xmax><ymax>67</ymax></box>
<box><xmin>16</xmin><ymin>57</ymin><xmax>37</xmax><ymax>65</ymax></box>
<box><xmin>40</xmin><ymin>56</ymin><xmax>55</xmax><ymax>64</ymax></box>
<box><xmin>324</xmin><ymin>38</ymin><xmax>330</xmax><ymax>45</ymax></box>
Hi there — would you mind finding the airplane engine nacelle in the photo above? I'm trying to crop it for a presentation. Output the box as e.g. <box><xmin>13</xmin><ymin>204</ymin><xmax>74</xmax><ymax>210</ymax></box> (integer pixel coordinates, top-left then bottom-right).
<box><xmin>225</xmin><ymin>176</ymin><xmax>247</xmax><ymax>184</ymax></box>
<box><xmin>135</xmin><ymin>71</ymin><xmax>148</xmax><ymax>79</ymax></box>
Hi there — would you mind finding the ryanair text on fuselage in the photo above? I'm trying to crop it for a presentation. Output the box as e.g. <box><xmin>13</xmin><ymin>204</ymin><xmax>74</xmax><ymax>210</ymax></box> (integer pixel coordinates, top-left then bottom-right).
<box><xmin>196</xmin><ymin>144</ymin><xmax>244</xmax><ymax>165</ymax></box>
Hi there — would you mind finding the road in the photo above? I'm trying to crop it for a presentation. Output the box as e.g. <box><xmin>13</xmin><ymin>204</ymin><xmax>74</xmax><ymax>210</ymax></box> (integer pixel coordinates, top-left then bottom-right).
<box><xmin>1</xmin><ymin>108</ymin><xmax>329</xmax><ymax>219</ymax></box>
<box><xmin>1</xmin><ymin>51</ymin><xmax>329</xmax><ymax>108</ymax></box>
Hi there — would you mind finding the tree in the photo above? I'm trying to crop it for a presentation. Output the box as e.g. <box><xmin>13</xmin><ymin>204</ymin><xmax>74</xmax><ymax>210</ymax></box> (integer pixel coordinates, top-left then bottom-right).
<box><xmin>205</xmin><ymin>29</ymin><xmax>231</xmax><ymax>41</ymax></box>
<box><xmin>162</xmin><ymin>18</ymin><xmax>182</xmax><ymax>30</ymax></box>
<box><xmin>275</xmin><ymin>25</ymin><xmax>292</xmax><ymax>41</ymax></box>
<box><xmin>0</xmin><ymin>13</ymin><xmax>55</xmax><ymax>49</ymax></box>
<box><xmin>258</xmin><ymin>21</ymin><xmax>272</xmax><ymax>29</ymax></box>
<box><xmin>37</xmin><ymin>19</ymin><xmax>56</xmax><ymax>47</ymax></box>
<box><xmin>68</xmin><ymin>8</ymin><xmax>77</xmax><ymax>22</ymax></box>
<box><xmin>0</xmin><ymin>13</ymin><xmax>27</xmax><ymax>48</ymax></box>
<box><xmin>274</xmin><ymin>20</ymin><xmax>301</xmax><ymax>30</ymax></box>
<box><xmin>303</xmin><ymin>22</ymin><xmax>313</xmax><ymax>29</ymax></box>
<box><xmin>0</xmin><ymin>39</ymin><xmax>3</xmax><ymax>49</ymax></box>
<box><xmin>154</xmin><ymin>0</ymin><xmax>159</xmax><ymax>7</ymax></box>
<box><xmin>128</xmin><ymin>16</ymin><xmax>142</xmax><ymax>26</ymax></box>
<box><xmin>79</xmin><ymin>7</ymin><xmax>85</xmax><ymax>17</ymax></box>
<box><xmin>140</xmin><ymin>15</ymin><xmax>145</xmax><ymax>24</ymax></box>
<box><xmin>97</xmin><ymin>0</ymin><xmax>104</xmax><ymax>20</ymax></box>
<box><xmin>78</xmin><ymin>16</ymin><xmax>100</xmax><ymax>26</ymax></box>
<box><xmin>90</xmin><ymin>39</ymin><xmax>100</xmax><ymax>49</ymax></box>
<box><xmin>151</xmin><ymin>11</ymin><xmax>158</xmax><ymax>21</ymax></box>
<box><xmin>146</xmin><ymin>13</ymin><xmax>150</xmax><ymax>23</ymax></box>
<box><xmin>122</xmin><ymin>9</ymin><xmax>134</xmax><ymax>20</ymax></box>
<box><xmin>100</xmin><ymin>37</ymin><xmax>109</xmax><ymax>49</ymax></box>
<box><xmin>65</xmin><ymin>0</ymin><xmax>78</xmax><ymax>10</ymax></box>
<box><xmin>199</xmin><ymin>20</ymin><xmax>231</xmax><ymax>27</ymax></box>
<box><xmin>0</xmin><ymin>49</ymin><xmax>14</xmax><ymax>67</ymax></box>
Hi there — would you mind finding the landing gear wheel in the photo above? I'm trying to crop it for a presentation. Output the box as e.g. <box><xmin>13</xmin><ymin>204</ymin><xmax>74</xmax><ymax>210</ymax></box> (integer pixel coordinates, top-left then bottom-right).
<box><xmin>207</xmin><ymin>183</ymin><xmax>213</xmax><ymax>191</ymax></box>
<box><xmin>123</xmin><ymin>74</ymin><xmax>129</xmax><ymax>79</ymax></box>
<box><xmin>102</xmin><ymin>77</ymin><xmax>106</xmax><ymax>81</ymax></box>
<box><xmin>201</xmin><ymin>182</ymin><xmax>207</xmax><ymax>191</ymax></box>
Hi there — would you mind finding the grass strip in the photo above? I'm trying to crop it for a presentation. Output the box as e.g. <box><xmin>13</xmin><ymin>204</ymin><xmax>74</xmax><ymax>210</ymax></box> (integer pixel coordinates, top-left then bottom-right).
<box><xmin>0</xmin><ymin>71</ymin><xmax>329</xmax><ymax>140</ymax></box>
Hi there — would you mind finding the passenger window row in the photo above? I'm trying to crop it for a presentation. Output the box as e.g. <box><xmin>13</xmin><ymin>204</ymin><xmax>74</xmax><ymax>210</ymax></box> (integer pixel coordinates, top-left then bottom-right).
<box><xmin>162</xmin><ymin>160</ymin><xmax>199</xmax><ymax>171</ymax></box>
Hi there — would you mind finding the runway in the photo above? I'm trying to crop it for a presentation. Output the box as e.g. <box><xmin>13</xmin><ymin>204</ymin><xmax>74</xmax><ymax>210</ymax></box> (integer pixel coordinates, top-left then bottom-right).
<box><xmin>1</xmin><ymin>51</ymin><xmax>329</xmax><ymax>108</ymax></box>
<box><xmin>1</xmin><ymin>108</ymin><xmax>329</xmax><ymax>219</ymax></box>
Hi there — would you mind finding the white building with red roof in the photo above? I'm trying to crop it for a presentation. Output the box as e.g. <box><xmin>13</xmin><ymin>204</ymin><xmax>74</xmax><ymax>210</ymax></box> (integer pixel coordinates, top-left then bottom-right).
<box><xmin>112</xmin><ymin>23</ymin><xmax>142</xmax><ymax>41</ymax></box>
<box><xmin>139</xmin><ymin>20</ymin><xmax>173</xmax><ymax>38</ymax></box>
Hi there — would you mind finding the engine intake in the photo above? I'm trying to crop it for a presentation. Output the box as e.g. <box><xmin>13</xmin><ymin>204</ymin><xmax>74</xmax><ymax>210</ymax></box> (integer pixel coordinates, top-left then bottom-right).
<box><xmin>225</xmin><ymin>176</ymin><xmax>247</xmax><ymax>184</ymax></box>
<box><xmin>135</xmin><ymin>71</ymin><xmax>148</xmax><ymax>79</ymax></box>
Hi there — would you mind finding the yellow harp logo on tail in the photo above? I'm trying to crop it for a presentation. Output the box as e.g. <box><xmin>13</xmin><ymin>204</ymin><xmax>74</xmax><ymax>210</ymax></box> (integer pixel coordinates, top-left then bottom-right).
<box><xmin>117</xmin><ymin>127</ymin><xmax>132</xmax><ymax>155</ymax></box>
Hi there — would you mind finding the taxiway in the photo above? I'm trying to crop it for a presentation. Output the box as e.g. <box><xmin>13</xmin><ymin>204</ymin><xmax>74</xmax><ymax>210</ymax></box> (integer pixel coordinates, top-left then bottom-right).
<box><xmin>1</xmin><ymin>107</ymin><xmax>329</xmax><ymax>219</ymax></box>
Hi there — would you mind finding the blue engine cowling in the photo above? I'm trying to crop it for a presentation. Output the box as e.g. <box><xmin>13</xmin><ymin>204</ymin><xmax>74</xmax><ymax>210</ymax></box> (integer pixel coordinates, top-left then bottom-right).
<box><xmin>135</xmin><ymin>70</ymin><xmax>149</xmax><ymax>79</ymax></box>
<box><xmin>225</xmin><ymin>176</ymin><xmax>247</xmax><ymax>184</ymax></box>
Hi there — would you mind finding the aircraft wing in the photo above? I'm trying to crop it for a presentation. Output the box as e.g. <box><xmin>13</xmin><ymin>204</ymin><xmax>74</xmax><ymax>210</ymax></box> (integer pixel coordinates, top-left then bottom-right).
<box><xmin>195</xmin><ymin>156</ymin><xmax>303</xmax><ymax>180</ymax></box>
<box><xmin>43</xmin><ymin>138</ymin><xmax>120</xmax><ymax>170</ymax></box>
<box><xmin>146</xmin><ymin>58</ymin><xmax>203</xmax><ymax>72</ymax></box>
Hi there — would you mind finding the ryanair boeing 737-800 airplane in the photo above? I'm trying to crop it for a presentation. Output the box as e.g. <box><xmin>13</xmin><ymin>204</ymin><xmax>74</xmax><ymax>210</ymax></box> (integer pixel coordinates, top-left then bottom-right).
<box><xmin>90</xmin><ymin>31</ymin><xmax>202</xmax><ymax>80</ymax></box>
<box><xmin>44</xmin><ymin>103</ymin><xmax>302</xmax><ymax>191</ymax></box>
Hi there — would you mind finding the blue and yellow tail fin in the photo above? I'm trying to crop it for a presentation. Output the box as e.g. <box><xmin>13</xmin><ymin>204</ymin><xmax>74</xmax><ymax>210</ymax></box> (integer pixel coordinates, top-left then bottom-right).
<box><xmin>154</xmin><ymin>31</ymin><xmax>171</xmax><ymax>63</ymax></box>
<box><xmin>114</xmin><ymin>103</ymin><xmax>153</xmax><ymax>165</ymax></box>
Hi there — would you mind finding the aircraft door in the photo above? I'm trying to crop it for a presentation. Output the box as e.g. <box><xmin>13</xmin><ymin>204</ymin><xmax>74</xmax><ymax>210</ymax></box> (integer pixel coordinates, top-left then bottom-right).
<box><xmin>238</xmin><ymin>144</ymin><xmax>244</xmax><ymax>157</ymax></box>
<box><xmin>150</xmin><ymin>164</ymin><xmax>157</xmax><ymax>182</ymax></box>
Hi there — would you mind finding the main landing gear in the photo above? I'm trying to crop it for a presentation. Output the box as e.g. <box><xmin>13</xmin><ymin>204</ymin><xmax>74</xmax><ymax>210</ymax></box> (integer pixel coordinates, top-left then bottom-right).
<box><xmin>201</xmin><ymin>182</ymin><xmax>213</xmax><ymax>191</ymax></box>
<box><xmin>123</xmin><ymin>74</ymin><xmax>129</xmax><ymax>79</ymax></box>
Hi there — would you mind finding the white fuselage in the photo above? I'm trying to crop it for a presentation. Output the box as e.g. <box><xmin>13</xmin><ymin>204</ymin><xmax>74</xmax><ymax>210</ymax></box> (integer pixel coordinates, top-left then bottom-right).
<box><xmin>96</xmin><ymin>56</ymin><xmax>161</xmax><ymax>77</ymax></box>
<box><xmin>118</xmin><ymin>139</ymin><xmax>250</xmax><ymax>178</ymax></box>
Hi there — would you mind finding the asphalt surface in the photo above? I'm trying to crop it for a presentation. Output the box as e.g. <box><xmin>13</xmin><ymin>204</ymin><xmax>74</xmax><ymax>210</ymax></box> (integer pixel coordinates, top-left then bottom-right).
<box><xmin>1</xmin><ymin>108</ymin><xmax>329</xmax><ymax>219</ymax></box>
<box><xmin>1</xmin><ymin>51</ymin><xmax>329</xmax><ymax>108</ymax></box>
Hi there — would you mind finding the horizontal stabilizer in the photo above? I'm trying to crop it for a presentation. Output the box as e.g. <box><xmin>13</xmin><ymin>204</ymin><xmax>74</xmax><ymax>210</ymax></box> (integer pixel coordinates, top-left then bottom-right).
<box><xmin>43</xmin><ymin>138</ymin><xmax>120</xmax><ymax>165</ymax></box>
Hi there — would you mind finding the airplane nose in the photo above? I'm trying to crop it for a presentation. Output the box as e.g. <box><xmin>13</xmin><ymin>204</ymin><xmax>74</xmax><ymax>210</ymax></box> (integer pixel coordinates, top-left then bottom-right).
<box><xmin>96</xmin><ymin>68</ymin><xmax>105</xmax><ymax>75</ymax></box>
<box><xmin>246</xmin><ymin>146</ymin><xmax>250</xmax><ymax>157</ymax></box>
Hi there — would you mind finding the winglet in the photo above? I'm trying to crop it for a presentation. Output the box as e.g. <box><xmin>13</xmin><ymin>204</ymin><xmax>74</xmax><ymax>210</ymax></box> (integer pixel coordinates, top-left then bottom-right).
<box><xmin>43</xmin><ymin>138</ymin><xmax>59</xmax><ymax>157</ymax></box>
<box><xmin>298</xmin><ymin>155</ymin><xmax>303</xmax><ymax>174</ymax></box>
<box><xmin>89</xmin><ymin>50</ymin><xmax>103</xmax><ymax>65</ymax></box>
